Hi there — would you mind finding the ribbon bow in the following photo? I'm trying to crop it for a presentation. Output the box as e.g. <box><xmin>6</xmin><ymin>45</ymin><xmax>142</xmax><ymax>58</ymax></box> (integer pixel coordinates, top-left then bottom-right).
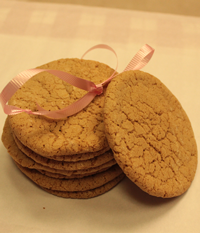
<box><xmin>0</xmin><ymin>44</ymin><xmax>154</xmax><ymax>119</ymax></box>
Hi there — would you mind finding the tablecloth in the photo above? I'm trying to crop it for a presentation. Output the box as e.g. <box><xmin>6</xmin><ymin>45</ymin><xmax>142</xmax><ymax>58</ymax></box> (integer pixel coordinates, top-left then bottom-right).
<box><xmin>0</xmin><ymin>1</ymin><xmax>200</xmax><ymax>232</ymax></box>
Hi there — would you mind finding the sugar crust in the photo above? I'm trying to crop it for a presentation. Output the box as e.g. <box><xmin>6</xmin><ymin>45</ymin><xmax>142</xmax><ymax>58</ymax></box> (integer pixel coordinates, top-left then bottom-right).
<box><xmin>104</xmin><ymin>70</ymin><xmax>197</xmax><ymax>198</ymax></box>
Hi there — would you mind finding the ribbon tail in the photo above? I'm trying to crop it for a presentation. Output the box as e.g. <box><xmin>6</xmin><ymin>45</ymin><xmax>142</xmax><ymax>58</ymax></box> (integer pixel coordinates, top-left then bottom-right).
<box><xmin>3</xmin><ymin>105</ymin><xmax>24</xmax><ymax>115</ymax></box>
<box><xmin>2</xmin><ymin>104</ymin><xmax>40</xmax><ymax>116</ymax></box>
<box><xmin>3</xmin><ymin>91</ymin><xmax>97</xmax><ymax>119</ymax></box>
<box><xmin>124</xmin><ymin>44</ymin><xmax>155</xmax><ymax>72</ymax></box>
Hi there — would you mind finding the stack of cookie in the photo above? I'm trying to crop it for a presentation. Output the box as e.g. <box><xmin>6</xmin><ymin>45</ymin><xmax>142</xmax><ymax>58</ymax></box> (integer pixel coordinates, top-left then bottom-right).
<box><xmin>1</xmin><ymin>58</ymin><xmax>125</xmax><ymax>199</ymax></box>
<box><xmin>1</xmin><ymin>58</ymin><xmax>198</xmax><ymax>199</ymax></box>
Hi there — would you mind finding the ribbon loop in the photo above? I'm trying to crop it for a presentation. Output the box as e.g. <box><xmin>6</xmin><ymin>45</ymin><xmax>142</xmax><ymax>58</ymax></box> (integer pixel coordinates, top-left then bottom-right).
<box><xmin>0</xmin><ymin>44</ymin><xmax>155</xmax><ymax>119</ymax></box>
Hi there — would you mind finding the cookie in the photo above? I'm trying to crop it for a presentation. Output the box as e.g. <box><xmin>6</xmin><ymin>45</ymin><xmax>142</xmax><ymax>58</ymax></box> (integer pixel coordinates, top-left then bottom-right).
<box><xmin>12</xmin><ymin>131</ymin><xmax>114</xmax><ymax>171</ymax></box>
<box><xmin>36</xmin><ymin>160</ymin><xmax>117</xmax><ymax>177</ymax></box>
<box><xmin>8</xmin><ymin>58</ymin><xmax>116</xmax><ymax>156</ymax></box>
<box><xmin>13</xmin><ymin>132</ymin><xmax>110</xmax><ymax>162</ymax></box>
<box><xmin>42</xmin><ymin>174</ymin><xmax>125</xmax><ymax>199</ymax></box>
<box><xmin>2</xmin><ymin>120</ymin><xmax>116</xmax><ymax>175</ymax></box>
<box><xmin>37</xmin><ymin>167</ymin><xmax>110</xmax><ymax>179</ymax></box>
<box><xmin>1</xmin><ymin>119</ymin><xmax>116</xmax><ymax>176</ymax></box>
<box><xmin>104</xmin><ymin>70</ymin><xmax>197</xmax><ymax>198</ymax></box>
<box><xmin>15</xmin><ymin>162</ymin><xmax>124</xmax><ymax>192</ymax></box>
<box><xmin>38</xmin><ymin>147</ymin><xmax>110</xmax><ymax>162</ymax></box>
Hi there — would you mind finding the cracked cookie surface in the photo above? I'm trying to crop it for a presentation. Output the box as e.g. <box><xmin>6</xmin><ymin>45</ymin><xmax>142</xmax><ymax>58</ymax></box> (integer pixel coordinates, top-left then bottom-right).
<box><xmin>1</xmin><ymin>119</ymin><xmax>116</xmax><ymax>176</ymax></box>
<box><xmin>13</xmin><ymin>131</ymin><xmax>110</xmax><ymax>163</ymax></box>
<box><xmin>15</xmin><ymin>162</ymin><xmax>123</xmax><ymax>192</ymax></box>
<box><xmin>8</xmin><ymin>58</ymin><xmax>115</xmax><ymax>156</ymax></box>
<box><xmin>41</xmin><ymin>174</ymin><xmax>125</xmax><ymax>199</ymax></box>
<box><xmin>104</xmin><ymin>70</ymin><xmax>197</xmax><ymax>198</ymax></box>
<box><xmin>37</xmin><ymin>167</ymin><xmax>111</xmax><ymax>179</ymax></box>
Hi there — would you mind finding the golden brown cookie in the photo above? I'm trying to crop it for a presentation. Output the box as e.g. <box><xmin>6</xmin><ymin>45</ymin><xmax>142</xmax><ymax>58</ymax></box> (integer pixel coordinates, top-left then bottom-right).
<box><xmin>37</xmin><ymin>167</ymin><xmax>111</xmax><ymax>179</ymax></box>
<box><xmin>15</xmin><ymin>162</ymin><xmax>124</xmax><ymax>192</ymax></box>
<box><xmin>8</xmin><ymin>58</ymin><xmax>115</xmax><ymax>156</ymax></box>
<box><xmin>1</xmin><ymin>119</ymin><xmax>116</xmax><ymax>176</ymax></box>
<box><xmin>12</xmin><ymin>131</ymin><xmax>114</xmax><ymax>171</ymax></box>
<box><xmin>37</xmin><ymin>160</ymin><xmax>117</xmax><ymax>177</ymax></box>
<box><xmin>38</xmin><ymin>147</ymin><xmax>110</xmax><ymax>161</ymax></box>
<box><xmin>41</xmin><ymin>174</ymin><xmax>125</xmax><ymax>199</ymax></box>
<box><xmin>13</xmin><ymin>132</ymin><xmax>110</xmax><ymax>162</ymax></box>
<box><xmin>104</xmin><ymin>70</ymin><xmax>198</xmax><ymax>198</ymax></box>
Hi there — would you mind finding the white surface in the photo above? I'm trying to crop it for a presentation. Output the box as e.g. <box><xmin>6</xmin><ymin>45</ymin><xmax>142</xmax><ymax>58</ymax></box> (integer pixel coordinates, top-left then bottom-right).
<box><xmin>0</xmin><ymin>1</ymin><xmax>200</xmax><ymax>232</ymax></box>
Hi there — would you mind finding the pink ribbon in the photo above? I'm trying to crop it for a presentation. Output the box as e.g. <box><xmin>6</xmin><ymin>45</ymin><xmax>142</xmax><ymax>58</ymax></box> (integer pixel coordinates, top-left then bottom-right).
<box><xmin>0</xmin><ymin>44</ymin><xmax>154</xmax><ymax>119</ymax></box>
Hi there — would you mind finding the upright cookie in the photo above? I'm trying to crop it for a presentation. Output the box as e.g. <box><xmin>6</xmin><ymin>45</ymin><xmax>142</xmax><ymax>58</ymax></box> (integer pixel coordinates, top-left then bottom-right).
<box><xmin>104</xmin><ymin>70</ymin><xmax>197</xmax><ymax>198</ymax></box>
<box><xmin>8</xmin><ymin>58</ymin><xmax>115</xmax><ymax>156</ymax></box>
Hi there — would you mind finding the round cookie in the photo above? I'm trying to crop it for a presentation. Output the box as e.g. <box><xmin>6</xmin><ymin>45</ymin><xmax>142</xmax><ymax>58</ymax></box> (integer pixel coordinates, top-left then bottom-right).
<box><xmin>104</xmin><ymin>70</ymin><xmax>198</xmax><ymax>198</ymax></box>
<box><xmin>1</xmin><ymin>119</ymin><xmax>116</xmax><ymax>176</ymax></box>
<box><xmin>41</xmin><ymin>174</ymin><xmax>125</xmax><ymax>199</ymax></box>
<box><xmin>38</xmin><ymin>147</ymin><xmax>110</xmax><ymax>161</ymax></box>
<box><xmin>15</xmin><ymin>162</ymin><xmax>123</xmax><ymax>192</ymax></box>
<box><xmin>37</xmin><ymin>167</ymin><xmax>110</xmax><ymax>179</ymax></box>
<box><xmin>13</xmin><ymin>132</ymin><xmax>110</xmax><ymax>162</ymax></box>
<box><xmin>12</xmin><ymin>130</ymin><xmax>114</xmax><ymax>171</ymax></box>
<box><xmin>36</xmin><ymin>160</ymin><xmax>117</xmax><ymax>177</ymax></box>
<box><xmin>8</xmin><ymin>58</ymin><xmax>115</xmax><ymax>156</ymax></box>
